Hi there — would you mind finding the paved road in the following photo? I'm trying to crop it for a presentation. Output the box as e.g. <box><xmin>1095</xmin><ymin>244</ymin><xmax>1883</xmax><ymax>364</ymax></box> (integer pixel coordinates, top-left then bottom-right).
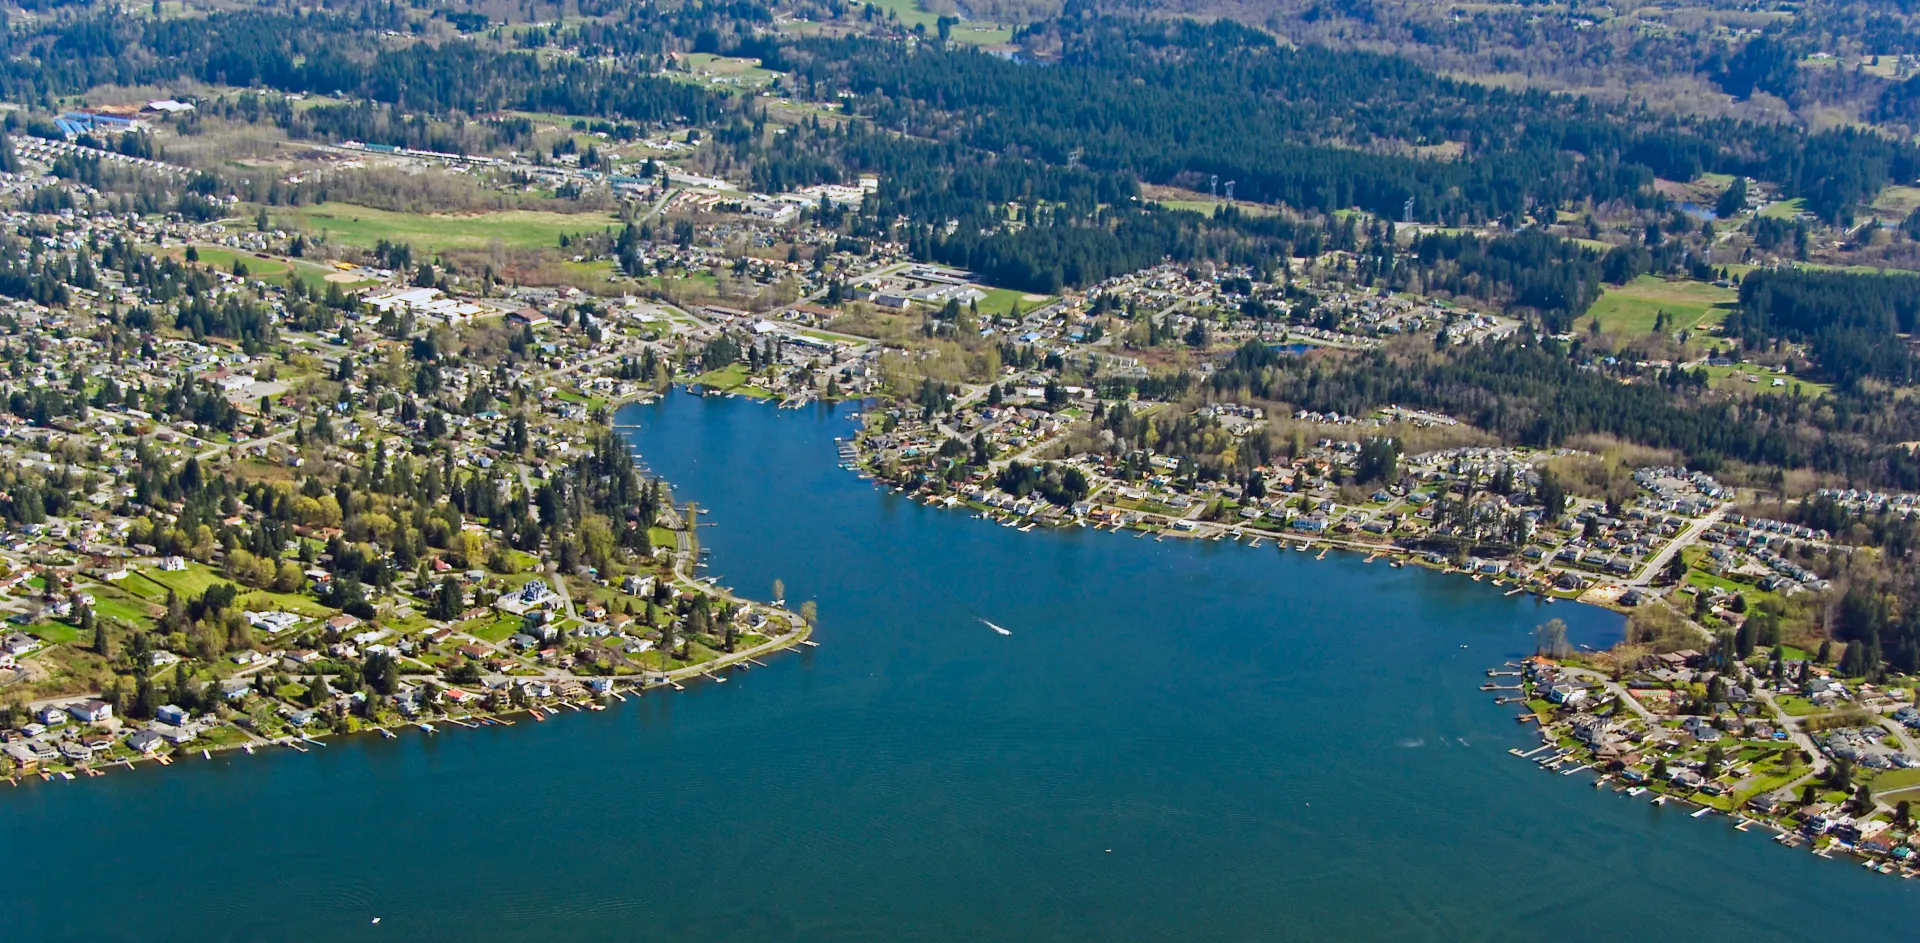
<box><xmin>1557</xmin><ymin>665</ymin><xmax>1657</xmax><ymax>723</ymax></box>
<box><xmin>1755</xmin><ymin>687</ymin><xmax>1830</xmax><ymax>778</ymax></box>
<box><xmin>196</xmin><ymin>425</ymin><xmax>296</xmax><ymax>463</ymax></box>
<box><xmin>1631</xmin><ymin>503</ymin><xmax>1729</xmax><ymax>587</ymax></box>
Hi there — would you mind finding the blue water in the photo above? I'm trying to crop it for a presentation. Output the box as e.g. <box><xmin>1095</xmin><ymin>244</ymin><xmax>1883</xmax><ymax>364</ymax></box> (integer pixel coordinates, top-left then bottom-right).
<box><xmin>1679</xmin><ymin>200</ymin><xmax>1719</xmax><ymax>221</ymax></box>
<box><xmin>2</xmin><ymin>390</ymin><xmax>1914</xmax><ymax>941</ymax></box>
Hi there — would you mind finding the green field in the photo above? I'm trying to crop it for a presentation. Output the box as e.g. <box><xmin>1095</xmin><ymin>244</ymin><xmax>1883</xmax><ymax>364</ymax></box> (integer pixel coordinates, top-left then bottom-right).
<box><xmin>1702</xmin><ymin>362</ymin><xmax>1831</xmax><ymax>399</ymax></box>
<box><xmin>975</xmin><ymin>287</ymin><xmax>1056</xmax><ymax>319</ymax></box>
<box><xmin>1871</xmin><ymin>185</ymin><xmax>1920</xmax><ymax>221</ymax></box>
<box><xmin>287</xmin><ymin>203</ymin><xmax>621</xmax><ymax>254</ymax></box>
<box><xmin>1155</xmin><ymin>198</ymin><xmax>1284</xmax><ymax>219</ymax></box>
<box><xmin>462</xmin><ymin>613</ymin><xmax>524</xmax><ymax>643</ymax></box>
<box><xmin>694</xmin><ymin>363</ymin><xmax>752</xmax><ymax>390</ymax></box>
<box><xmin>1580</xmin><ymin>275</ymin><xmax>1735</xmax><ymax>336</ymax></box>
<box><xmin>1759</xmin><ymin>198</ymin><xmax>1807</xmax><ymax>220</ymax></box>
<box><xmin>863</xmin><ymin>0</ymin><xmax>1013</xmax><ymax>43</ymax></box>
<box><xmin>175</xmin><ymin>246</ymin><xmax>291</xmax><ymax>279</ymax></box>
<box><xmin>154</xmin><ymin>245</ymin><xmax>350</xmax><ymax>290</ymax></box>
<box><xmin>1870</xmin><ymin>767</ymin><xmax>1920</xmax><ymax>793</ymax></box>
<box><xmin>679</xmin><ymin>53</ymin><xmax>779</xmax><ymax>87</ymax></box>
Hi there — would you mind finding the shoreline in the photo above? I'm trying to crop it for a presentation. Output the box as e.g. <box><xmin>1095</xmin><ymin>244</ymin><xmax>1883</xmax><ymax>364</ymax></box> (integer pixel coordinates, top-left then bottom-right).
<box><xmin>1491</xmin><ymin>657</ymin><xmax>1920</xmax><ymax>879</ymax></box>
<box><xmin>6</xmin><ymin>399</ymin><xmax>816</xmax><ymax>792</ymax></box>
<box><xmin>854</xmin><ymin>470</ymin><xmax>1606</xmax><ymax>611</ymax></box>
<box><xmin>7</xmin><ymin>618</ymin><xmax>813</xmax><ymax>789</ymax></box>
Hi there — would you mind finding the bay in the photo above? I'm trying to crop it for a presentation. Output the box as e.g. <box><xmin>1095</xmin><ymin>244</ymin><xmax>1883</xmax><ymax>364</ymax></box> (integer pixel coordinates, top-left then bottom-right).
<box><xmin>0</xmin><ymin>389</ymin><xmax>1912</xmax><ymax>941</ymax></box>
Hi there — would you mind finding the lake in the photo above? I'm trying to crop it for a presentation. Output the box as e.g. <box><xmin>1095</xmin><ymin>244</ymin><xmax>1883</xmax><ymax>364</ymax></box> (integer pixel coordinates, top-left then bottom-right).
<box><xmin>1</xmin><ymin>390</ymin><xmax>1913</xmax><ymax>941</ymax></box>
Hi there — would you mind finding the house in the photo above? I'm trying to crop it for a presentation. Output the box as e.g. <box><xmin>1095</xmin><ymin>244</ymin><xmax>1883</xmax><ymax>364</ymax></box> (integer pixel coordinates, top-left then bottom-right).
<box><xmin>1683</xmin><ymin>715</ymin><xmax>1721</xmax><ymax>742</ymax></box>
<box><xmin>159</xmin><ymin>556</ymin><xmax>188</xmax><ymax>571</ymax></box>
<box><xmin>35</xmin><ymin>706</ymin><xmax>66</xmax><ymax>726</ymax></box>
<box><xmin>126</xmin><ymin>730</ymin><xmax>166</xmax><ymax>754</ymax></box>
<box><xmin>246</xmin><ymin>610</ymin><xmax>302</xmax><ymax>634</ymax></box>
<box><xmin>155</xmin><ymin>704</ymin><xmax>189</xmax><ymax>727</ymax></box>
<box><xmin>621</xmin><ymin>574</ymin><xmax>656</xmax><ymax>597</ymax></box>
<box><xmin>68</xmin><ymin>700</ymin><xmax>113</xmax><ymax>724</ymax></box>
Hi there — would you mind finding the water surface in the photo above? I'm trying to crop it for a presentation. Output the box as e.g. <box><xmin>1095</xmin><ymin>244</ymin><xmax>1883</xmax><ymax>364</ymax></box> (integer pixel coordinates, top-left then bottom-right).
<box><xmin>1</xmin><ymin>391</ymin><xmax>1912</xmax><ymax>941</ymax></box>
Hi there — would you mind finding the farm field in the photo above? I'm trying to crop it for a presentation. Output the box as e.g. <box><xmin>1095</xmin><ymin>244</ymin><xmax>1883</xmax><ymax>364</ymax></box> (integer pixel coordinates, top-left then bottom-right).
<box><xmin>1702</xmin><ymin>362</ymin><xmax>1832</xmax><ymax>399</ymax></box>
<box><xmin>1578</xmin><ymin>275</ymin><xmax>1736</xmax><ymax>336</ymax></box>
<box><xmin>862</xmin><ymin>0</ymin><xmax>1013</xmax><ymax>43</ymax></box>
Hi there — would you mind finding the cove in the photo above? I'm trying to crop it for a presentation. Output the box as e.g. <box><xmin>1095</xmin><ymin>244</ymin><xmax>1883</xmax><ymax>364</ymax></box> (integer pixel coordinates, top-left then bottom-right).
<box><xmin>1</xmin><ymin>389</ymin><xmax>1914</xmax><ymax>942</ymax></box>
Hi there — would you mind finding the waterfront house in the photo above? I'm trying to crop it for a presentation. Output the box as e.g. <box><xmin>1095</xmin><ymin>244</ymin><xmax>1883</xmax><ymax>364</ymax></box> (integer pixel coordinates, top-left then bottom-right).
<box><xmin>126</xmin><ymin>730</ymin><xmax>165</xmax><ymax>754</ymax></box>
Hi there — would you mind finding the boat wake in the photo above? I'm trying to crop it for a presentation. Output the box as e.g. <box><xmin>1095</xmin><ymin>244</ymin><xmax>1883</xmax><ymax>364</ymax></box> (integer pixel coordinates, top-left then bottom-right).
<box><xmin>980</xmin><ymin>618</ymin><xmax>1012</xmax><ymax>636</ymax></box>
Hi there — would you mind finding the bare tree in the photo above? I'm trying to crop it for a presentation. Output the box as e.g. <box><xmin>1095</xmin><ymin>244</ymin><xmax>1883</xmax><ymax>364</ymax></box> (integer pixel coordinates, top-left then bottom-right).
<box><xmin>1534</xmin><ymin>618</ymin><xmax>1572</xmax><ymax>658</ymax></box>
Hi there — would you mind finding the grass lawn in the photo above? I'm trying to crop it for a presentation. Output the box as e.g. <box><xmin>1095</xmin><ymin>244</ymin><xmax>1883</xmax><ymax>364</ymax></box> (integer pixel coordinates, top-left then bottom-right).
<box><xmin>1870</xmin><ymin>767</ymin><xmax>1920</xmax><ymax>792</ymax></box>
<box><xmin>138</xmin><ymin>562</ymin><xmax>235</xmax><ymax>600</ymax></box>
<box><xmin>1777</xmin><ymin>695</ymin><xmax>1823</xmax><ymax>717</ymax></box>
<box><xmin>197</xmin><ymin>725</ymin><xmax>254</xmax><ymax>748</ymax></box>
<box><xmin>35</xmin><ymin>621</ymin><xmax>84</xmax><ymax>645</ymax></box>
<box><xmin>1685</xmin><ymin>567</ymin><xmax>1760</xmax><ymax>597</ymax></box>
<box><xmin>1155</xmin><ymin>197</ymin><xmax>1284</xmax><ymax>218</ymax></box>
<box><xmin>863</xmin><ymin>0</ymin><xmax>1013</xmax><ymax>42</ymax></box>
<box><xmin>648</xmin><ymin>526</ymin><xmax>679</xmax><ymax>549</ymax></box>
<box><xmin>236</xmin><ymin>590</ymin><xmax>332</xmax><ymax>618</ymax></box>
<box><xmin>1702</xmin><ymin>362</ymin><xmax>1832</xmax><ymax>399</ymax></box>
<box><xmin>163</xmin><ymin>245</ymin><xmax>292</xmax><ymax>280</ymax></box>
<box><xmin>694</xmin><ymin>363</ymin><xmax>753</xmax><ymax>391</ymax></box>
<box><xmin>287</xmin><ymin>203</ymin><xmax>621</xmax><ymax>254</ymax></box>
<box><xmin>1870</xmin><ymin>185</ymin><xmax>1920</xmax><ymax>221</ymax></box>
<box><xmin>1579</xmin><ymin>275</ymin><xmax>1736</xmax><ymax>336</ymax></box>
<box><xmin>975</xmin><ymin>286</ymin><xmax>1056</xmax><ymax>319</ymax></box>
<box><xmin>680</xmin><ymin>53</ymin><xmax>779</xmax><ymax>86</ymax></box>
<box><xmin>463</xmin><ymin>613</ymin><xmax>524</xmax><ymax>643</ymax></box>
<box><xmin>1759</xmin><ymin>198</ymin><xmax>1807</xmax><ymax>220</ymax></box>
<box><xmin>90</xmin><ymin>590</ymin><xmax>160</xmax><ymax>627</ymax></box>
